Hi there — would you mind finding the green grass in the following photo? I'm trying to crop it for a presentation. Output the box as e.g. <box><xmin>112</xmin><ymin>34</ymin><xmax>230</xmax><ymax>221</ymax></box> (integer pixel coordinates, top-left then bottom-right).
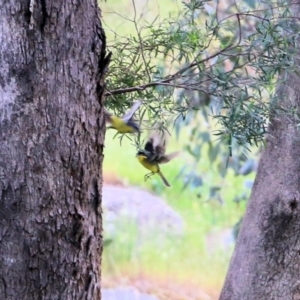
<box><xmin>102</xmin><ymin>129</ymin><xmax>251</xmax><ymax>295</ymax></box>
<box><xmin>100</xmin><ymin>0</ymin><xmax>254</xmax><ymax>296</ymax></box>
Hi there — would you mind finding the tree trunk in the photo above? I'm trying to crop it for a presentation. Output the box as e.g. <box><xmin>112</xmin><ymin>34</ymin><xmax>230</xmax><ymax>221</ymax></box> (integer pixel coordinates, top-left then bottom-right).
<box><xmin>0</xmin><ymin>1</ymin><xmax>107</xmax><ymax>299</ymax></box>
<box><xmin>220</xmin><ymin>5</ymin><xmax>300</xmax><ymax>300</ymax></box>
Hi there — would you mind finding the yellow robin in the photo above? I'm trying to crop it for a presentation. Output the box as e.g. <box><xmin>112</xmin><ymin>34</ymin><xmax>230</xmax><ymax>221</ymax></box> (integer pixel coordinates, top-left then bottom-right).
<box><xmin>104</xmin><ymin>100</ymin><xmax>141</xmax><ymax>133</ymax></box>
<box><xmin>137</xmin><ymin>130</ymin><xmax>179</xmax><ymax>187</ymax></box>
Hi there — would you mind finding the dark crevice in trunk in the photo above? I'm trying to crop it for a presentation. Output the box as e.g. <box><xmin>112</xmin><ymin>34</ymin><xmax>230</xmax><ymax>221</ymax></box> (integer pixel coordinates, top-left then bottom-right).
<box><xmin>40</xmin><ymin>0</ymin><xmax>47</xmax><ymax>32</ymax></box>
<box><xmin>24</xmin><ymin>0</ymin><xmax>31</xmax><ymax>24</ymax></box>
<box><xmin>92</xmin><ymin>178</ymin><xmax>100</xmax><ymax>215</ymax></box>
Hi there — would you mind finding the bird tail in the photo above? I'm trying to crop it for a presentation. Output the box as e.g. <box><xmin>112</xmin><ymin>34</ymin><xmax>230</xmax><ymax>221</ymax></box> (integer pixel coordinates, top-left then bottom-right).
<box><xmin>158</xmin><ymin>171</ymin><xmax>171</xmax><ymax>187</ymax></box>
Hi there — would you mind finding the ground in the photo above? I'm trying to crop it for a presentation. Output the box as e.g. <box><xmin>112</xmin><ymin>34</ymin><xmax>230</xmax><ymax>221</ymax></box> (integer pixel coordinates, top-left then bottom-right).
<box><xmin>102</xmin><ymin>174</ymin><xmax>222</xmax><ymax>300</ymax></box>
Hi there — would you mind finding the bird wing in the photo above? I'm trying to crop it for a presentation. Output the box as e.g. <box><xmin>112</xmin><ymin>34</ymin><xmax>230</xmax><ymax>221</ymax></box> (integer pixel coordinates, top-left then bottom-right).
<box><xmin>122</xmin><ymin>100</ymin><xmax>142</xmax><ymax>122</ymax></box>
<box><xmin>157</xmin><ymin>151</ymin><xmax>180</xmax><ymax>164</ymax></box>
<box><xmin>150</xmin><ymin>130</ymin><xmax>168</xmax><ymax>156</ymax></box>
<box><xmin>144</xmin><ymin>138</ymin><xmax>154</xmax><ymax>153</ymax></box>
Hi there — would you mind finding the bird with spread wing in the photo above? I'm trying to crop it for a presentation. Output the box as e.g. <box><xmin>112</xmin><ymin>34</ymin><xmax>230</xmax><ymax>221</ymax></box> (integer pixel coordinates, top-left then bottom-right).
<box><xmin>136</xmin><ymin>129</ymin><xmax>179</xmax><ymax>187</ymax></box>
<box><xmin>104</xmin><ymin>100</ymin><xmax>142</xmax><ymax>134</ymax></box>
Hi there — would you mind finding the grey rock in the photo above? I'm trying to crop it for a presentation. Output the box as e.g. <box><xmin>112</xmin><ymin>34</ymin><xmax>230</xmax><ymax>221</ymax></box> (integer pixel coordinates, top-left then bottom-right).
<box><xmin>102</xmin><ymin>185</ymin><xmax>184</xmax><ymax>245</ymax></box>
<box><xmin>102</xmin><ymin>287</ymin><xmax>159</xmax><ymax>300</ymax></box>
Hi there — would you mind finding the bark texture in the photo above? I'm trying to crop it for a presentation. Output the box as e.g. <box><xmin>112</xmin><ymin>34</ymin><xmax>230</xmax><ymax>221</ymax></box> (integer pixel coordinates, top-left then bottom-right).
<box><xmin>0</xmin><ymin>0</ymin><xmax>106</xmax><ymax>299</ymax></box>
<box><xmin>220</xmin><ymin>5</ymin><xmax>300</xmax><ymax>300</ymax></box>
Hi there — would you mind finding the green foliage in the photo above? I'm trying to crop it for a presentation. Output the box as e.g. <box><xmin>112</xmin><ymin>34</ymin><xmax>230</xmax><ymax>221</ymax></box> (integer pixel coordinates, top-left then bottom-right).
<box><xmin>103</xmin><ymin>0</ymin><xmax>298</xmax><ymax>195</ymax></box>
<box><xmin>104</xmin><ymin>0</ymin><xmax>297</xmax><ymax>144</ymax></box>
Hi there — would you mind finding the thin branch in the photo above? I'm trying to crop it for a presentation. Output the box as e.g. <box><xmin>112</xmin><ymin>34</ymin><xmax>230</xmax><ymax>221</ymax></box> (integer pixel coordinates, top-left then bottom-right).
<box><xmin>132</xmin><ymin>0</ymin><xmax>152</xmax><ymax>82</ymax></box>
<box><xmin>219</xmin><ymin>1</ymin><xmax>300</xmax><ymax>24</ymax></box>
<box><xmin>105</xmin><ymin>38</ymin><xmax>242</xmax><ymax>97</ymax></box>
<box><xmin>104</xmin><ymin>1</ymin><xmax>293</xmax><ymax>107</ymax></box>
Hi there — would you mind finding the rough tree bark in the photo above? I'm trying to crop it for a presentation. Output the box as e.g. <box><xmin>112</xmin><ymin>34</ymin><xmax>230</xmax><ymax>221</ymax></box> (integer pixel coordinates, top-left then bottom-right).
<box><xmin>220</xmin><ymin>4</ymin><xmax>300</xmax><ymax>300</ymax></box>
<box><xmin>0</xmin><ymin>0</ymin><xmax>107</xmax><ymax>299</ymax></box>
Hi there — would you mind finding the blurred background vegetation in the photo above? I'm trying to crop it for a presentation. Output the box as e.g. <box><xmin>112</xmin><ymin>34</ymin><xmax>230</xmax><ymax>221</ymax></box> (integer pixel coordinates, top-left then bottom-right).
<box><xmin>100</xmin><ymin>0</ymin><xmax>295</xmax><ymax>298</ymax></box>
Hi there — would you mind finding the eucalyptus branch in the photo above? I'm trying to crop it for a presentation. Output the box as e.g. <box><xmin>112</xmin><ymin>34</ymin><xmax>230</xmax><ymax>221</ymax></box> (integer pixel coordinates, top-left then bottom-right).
<box><xmin>103</xmin><ymin>0</ymin><xmax>296</xmax><ymax>148</ymax></box>
<box><xmin>132</xmin><ymin>0</ymin><xmax>151</xmax><ymax>82</ymax></box>
<box><xmin>105</xmin><ymin>41</ymin><xmax>243</xmax><ymax>97</ymax></box>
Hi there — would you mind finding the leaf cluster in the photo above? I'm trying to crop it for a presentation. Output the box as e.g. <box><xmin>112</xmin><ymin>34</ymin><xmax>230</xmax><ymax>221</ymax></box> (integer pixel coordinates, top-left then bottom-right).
<box><xmin>103</xmin><ymin>0</ymin><xmax>298</xmax><ymax>197</ymax></box>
